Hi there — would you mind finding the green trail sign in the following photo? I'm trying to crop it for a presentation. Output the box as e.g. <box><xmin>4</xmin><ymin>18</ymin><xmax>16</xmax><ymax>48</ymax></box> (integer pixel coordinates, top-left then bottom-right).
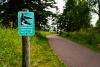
<box><xmin>18</xmin><ymin>12</ymin><xmax>35</xmax><ymax>36</ymax></box>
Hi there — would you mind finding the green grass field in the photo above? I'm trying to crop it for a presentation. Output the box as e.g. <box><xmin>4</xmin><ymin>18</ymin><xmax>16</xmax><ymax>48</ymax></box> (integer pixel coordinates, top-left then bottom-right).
<box><xmin>61</xmin><ymin>32</ymin><xmax>100</xmax><ymax>52</ymax></box>
<box><xmin>0</xmin><ymin>28</ymin><xmax>65</xmax><ymax>67</ymax></box>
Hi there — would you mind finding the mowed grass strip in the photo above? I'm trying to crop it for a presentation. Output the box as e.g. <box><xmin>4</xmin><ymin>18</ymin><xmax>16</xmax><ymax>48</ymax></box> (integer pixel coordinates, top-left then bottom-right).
<box><xmin>61</xmin><ymin>32</ymin><xmax>100</xmax><ymax>52</ymax></box>
<box><xmin>0</xmin><ymin>28</ymin><xmax>65</xmax><ymax>67</ymax></box>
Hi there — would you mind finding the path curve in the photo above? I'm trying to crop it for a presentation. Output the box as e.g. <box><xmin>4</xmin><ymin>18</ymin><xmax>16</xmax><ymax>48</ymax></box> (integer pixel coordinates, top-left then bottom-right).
<box><xmin>47</xmin><ymin>35</ymin><xmax>100</xmax><ymax>67</ymax></box>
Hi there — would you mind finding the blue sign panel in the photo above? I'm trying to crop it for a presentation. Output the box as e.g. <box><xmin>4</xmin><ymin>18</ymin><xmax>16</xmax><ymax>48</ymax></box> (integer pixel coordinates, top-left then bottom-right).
<box><xmin>18</xmin><ymin>12</ymin><xmax>35</xmax><ymax>36</ymax></box>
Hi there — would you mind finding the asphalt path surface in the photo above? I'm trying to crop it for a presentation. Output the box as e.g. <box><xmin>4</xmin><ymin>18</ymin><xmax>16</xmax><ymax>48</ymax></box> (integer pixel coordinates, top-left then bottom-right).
<box><xmin>47</xmin><ymin>35</ymin><xmax>100</xmax><ymax>67</ymax></box>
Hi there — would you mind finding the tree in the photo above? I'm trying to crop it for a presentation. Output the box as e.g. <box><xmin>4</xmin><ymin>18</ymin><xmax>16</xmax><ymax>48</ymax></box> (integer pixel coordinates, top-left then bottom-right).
<box><xmin>57</xmin><ymin>0</ymin><xmax>91</xmax><ymax>32</ymax></box>
<box><xmin>0</xmin><ymin>0</ymin><xmax>56</xmax><ymax>30</ymax></box>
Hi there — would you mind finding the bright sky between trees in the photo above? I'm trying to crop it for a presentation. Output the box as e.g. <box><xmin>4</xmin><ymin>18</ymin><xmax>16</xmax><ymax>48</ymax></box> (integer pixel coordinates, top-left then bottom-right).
<box><xmin>1</xmin><ymin>0</ymin><xmax>98</xmax><ymax>26</ymax></box>
<box><xmin>50</xmin><ymin>0</ymin><xmax>98</xmax><ymax>26</ymax></box>
<box><xmin>49</xmin><ymin>0</ymin><xmax>65</xmax><ymax>13</ymax></box>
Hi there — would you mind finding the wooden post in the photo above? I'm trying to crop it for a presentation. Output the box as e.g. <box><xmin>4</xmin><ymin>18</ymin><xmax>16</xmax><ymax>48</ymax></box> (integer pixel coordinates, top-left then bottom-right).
<box><xmin>22</xmin><ymin>36</ymin><xmax>30</xmax><ymax>67</ymax></box>
<box><xmin>22</xmin><ymin>8</ymin><xmax>30</xmax><ymax>67</ymax></box>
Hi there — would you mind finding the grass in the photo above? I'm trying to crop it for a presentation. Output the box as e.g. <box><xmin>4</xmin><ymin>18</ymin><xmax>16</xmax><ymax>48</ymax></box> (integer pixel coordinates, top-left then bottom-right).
<box><xmin>0</xmin><ymin>28</ymin><xmax>65</xmax><ymax>67</ymax></box>
<box><xmin>61</xmin><ymin>32</ymin><xmax>100</xmax><ymax>52</ymax></box>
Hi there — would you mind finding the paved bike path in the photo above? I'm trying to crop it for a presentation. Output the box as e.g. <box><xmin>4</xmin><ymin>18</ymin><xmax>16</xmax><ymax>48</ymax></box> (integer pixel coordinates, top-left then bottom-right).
<box><xmin>47</xmin><ymin>35</ymin><xmax>100</xmax><ymax>67</ymax></box>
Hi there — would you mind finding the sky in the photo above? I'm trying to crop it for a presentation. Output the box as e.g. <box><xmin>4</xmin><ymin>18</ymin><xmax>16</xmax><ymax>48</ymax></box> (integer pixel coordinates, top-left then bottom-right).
<box><xmin>91</xmin><ymin>13</ymin><xmax>98</xmax><ymax>26</ymax></box>
<box><xmin>49</xmin><ymin>0</ymin><xmax>65</xmax><ymax>14</ymax></box>
<box><xmin>55</xmin><ymin>0</ymin><xmax>65</xmax><ymax>13</ymax></box>
<box><xmin>50</xmin><ymin>0</ymin><xmax>98</xmax><ymax>26</ymax></box>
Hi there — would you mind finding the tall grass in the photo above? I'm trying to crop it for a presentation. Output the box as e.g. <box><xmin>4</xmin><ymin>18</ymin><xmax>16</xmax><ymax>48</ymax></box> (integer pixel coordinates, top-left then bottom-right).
<box><xmin>0</xmin><ymin>28</ymin><xmax>65</xmax><ymax>67</ymax></box>
<box><xmin>0</xmin><ymin>28</ymin><xmax>22</xmax><ymax>67</ymax></box>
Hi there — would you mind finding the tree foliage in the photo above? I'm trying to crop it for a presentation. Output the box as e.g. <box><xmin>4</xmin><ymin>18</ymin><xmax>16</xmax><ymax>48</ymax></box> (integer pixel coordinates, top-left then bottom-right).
<box><xmin>57</xmin><ymin>0</ymin><xmax>91</xmax><ymax>32</ymax></box>
<box><xmin>0</xmin><ymin>0</ymin><xmax>56</xmax><ymax>30</ymax></box>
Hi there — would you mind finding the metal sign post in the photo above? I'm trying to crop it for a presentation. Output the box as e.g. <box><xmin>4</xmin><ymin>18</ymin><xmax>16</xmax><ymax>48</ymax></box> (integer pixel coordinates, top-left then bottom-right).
<box><xmin>18</xmin><ymin>8</ymin><xmax>35</xmax><ymax>67</ymax></box>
